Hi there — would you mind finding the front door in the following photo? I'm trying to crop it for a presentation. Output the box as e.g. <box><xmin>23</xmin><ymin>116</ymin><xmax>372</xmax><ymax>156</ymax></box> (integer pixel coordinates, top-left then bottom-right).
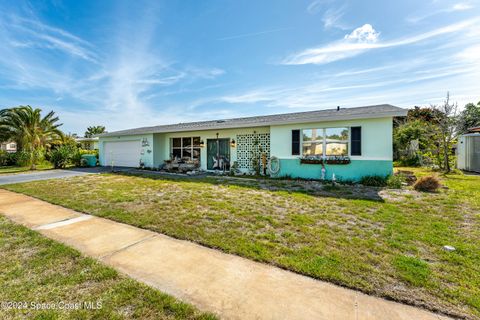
<box><xmin>207</xmin><ymin>139</ymin><xmax>230</xmax><ymax>170</ymax></box>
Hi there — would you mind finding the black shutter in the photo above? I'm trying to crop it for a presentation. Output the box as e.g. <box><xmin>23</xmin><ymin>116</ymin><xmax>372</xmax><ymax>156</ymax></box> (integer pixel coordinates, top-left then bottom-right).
<box><xmin>292</xmin><ymin>130</ymin><xmax>300</xmax><ymax>155</ymax></box>
<box><xmin>351</xmin><ymin>127</ymin><xmax>361</xmax><ymax>156</ymax></box>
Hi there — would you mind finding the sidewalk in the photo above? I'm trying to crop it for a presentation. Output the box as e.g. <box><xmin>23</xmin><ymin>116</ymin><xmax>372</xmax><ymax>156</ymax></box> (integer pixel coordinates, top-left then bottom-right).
<box><xmin>0</xmin><ymin>189</ymin><xmax>450</xmax><ymax>320</ymax></box>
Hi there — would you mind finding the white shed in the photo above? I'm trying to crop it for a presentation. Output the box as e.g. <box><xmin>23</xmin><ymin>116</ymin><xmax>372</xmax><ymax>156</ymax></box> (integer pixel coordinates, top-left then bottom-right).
<box><xmin>457</xmin><ymin>133</ymin><xmax>480</xmax><ymax>173</ymax></box>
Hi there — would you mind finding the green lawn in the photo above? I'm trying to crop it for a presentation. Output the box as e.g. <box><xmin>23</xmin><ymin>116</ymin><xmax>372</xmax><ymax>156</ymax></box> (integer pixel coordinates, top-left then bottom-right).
<box><xmin>0</xmin><ymin>162</ymin><xmax>54</xmax><ymax>174</ymax></box>
<box><xmin>0</xmin><ymin>216</ymin><xmax>215</xmax><ymax>319</ymax></box>
<box><xmin>3</xmin><ymin>168</ymin><xmax>480</xmax><ymax>319</ymax></box>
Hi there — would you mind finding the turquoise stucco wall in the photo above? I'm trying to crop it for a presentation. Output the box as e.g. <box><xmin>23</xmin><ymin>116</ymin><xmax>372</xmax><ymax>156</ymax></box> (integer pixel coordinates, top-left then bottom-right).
<box><xmin>276</xmin><ymin>159</ymin><xmax>393</xmax><ymax>181</ymax></box>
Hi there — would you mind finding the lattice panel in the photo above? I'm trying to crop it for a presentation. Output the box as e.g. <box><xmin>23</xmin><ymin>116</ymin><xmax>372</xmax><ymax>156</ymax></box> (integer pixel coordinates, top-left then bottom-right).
<box><xmin>236</xmin><ymin>133</ymin><xmax>270</xmax><ymax>170</ymax></box>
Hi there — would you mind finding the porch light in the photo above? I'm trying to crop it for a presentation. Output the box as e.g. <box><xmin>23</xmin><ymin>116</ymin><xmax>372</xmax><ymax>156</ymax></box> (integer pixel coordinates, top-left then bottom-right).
<box><xmin>230</xmin><ymin>139</ymin><xmax>236</xmax><ymax>148</ymax></box>
<box><xmin>200</xmin><ymin>139</ymin><xmax>205</xmax><ymax>148</ymax></box>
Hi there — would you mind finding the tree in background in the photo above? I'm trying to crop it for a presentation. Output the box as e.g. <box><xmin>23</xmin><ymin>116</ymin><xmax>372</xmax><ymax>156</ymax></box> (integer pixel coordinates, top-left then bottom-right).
<box><xmin>393</xmin><ymin>119</ymin><xmax>432</xmax><ymax>165</ymax></box>
<box><xmin>0</xmin><ymin>106</ymin><xmax>63</xmax><ymax>169</ymax></box>
<box><xmin>85</xmin><ymin>125</ymin><xmax>106</xmax><ymax>137</ymax></box>
<box><xmin>406</xmin><ymin>106</ymin><xmax>445</xmax><ymax>123</ymax></box>
<box><xmin>430</xmin><ymin>93</ymin><xmax>459</xmax><ymax>173</ymax></box>
<box><xmin>457</xmin><ymin>101</ymin><xmax>480</xmax><ymax>134</ymax></box>
<box><xmin>394</xmin><ymin>93</ymin><xmax>461</xmax><ymax>172</ymax></box>
<box><xmin>393</xmin><ymin>107</ymin><xmax>440</xmax><ymax>166</ymax></box>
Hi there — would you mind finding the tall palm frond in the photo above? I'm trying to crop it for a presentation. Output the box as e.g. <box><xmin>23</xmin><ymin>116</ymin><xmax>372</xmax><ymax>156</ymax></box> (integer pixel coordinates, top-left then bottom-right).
<box><xmin>0</xmin><ymin>106</ymin><xmax>64</xmax><ymax>168</ymax></box>
<box><xmin>84</xmin><ymin>125</ymin><xmax>106</xmax><ymax>138</ymax></box>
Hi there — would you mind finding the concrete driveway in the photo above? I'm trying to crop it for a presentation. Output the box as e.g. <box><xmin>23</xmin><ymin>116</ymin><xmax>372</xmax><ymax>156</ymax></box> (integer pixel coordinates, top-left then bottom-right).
<box><xmin>0</xmin><ymin>167</ymin><xmax>111</xmax><ymax>185</ymax></box>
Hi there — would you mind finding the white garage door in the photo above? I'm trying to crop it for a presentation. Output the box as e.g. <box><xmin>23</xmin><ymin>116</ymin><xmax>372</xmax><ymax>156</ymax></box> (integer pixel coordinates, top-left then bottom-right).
<box><xmin>104</xmin><ymin>140</ymin><xmax>141</xmax><ymax>167</ymax></box>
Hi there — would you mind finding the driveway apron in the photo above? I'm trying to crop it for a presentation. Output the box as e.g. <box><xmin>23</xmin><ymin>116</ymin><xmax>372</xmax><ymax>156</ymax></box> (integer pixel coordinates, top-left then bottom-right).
<box><xmin>0</xmin><ymin>168</ymin><xmax>109</xmax><ymax>185</ymax></box>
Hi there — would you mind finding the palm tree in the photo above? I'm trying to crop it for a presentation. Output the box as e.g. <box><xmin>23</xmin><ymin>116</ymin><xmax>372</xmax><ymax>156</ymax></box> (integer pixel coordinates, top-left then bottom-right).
<box><xmin>0</xmin><ymin>106</ymin><xmax>63</xmax><ymax>169</ymax></box>
<box><xmin>84</xmin><ymin>125</ymin><xmax>106</xmax><ymax>137</ymax></box>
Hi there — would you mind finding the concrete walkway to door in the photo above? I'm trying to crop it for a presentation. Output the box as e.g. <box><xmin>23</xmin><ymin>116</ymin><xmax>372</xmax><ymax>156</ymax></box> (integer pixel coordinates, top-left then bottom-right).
<box><xmin>0</xmin><ymin>189</ymin><xmax>450</xmax><ymax>320</ymax></box>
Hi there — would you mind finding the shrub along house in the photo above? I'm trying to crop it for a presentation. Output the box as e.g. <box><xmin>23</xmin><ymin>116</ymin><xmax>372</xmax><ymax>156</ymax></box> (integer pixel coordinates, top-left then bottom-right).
<box><xmin>98</xmin><ymin>104</ymin><xmax>407</xmax><ymax>181</ymax></box>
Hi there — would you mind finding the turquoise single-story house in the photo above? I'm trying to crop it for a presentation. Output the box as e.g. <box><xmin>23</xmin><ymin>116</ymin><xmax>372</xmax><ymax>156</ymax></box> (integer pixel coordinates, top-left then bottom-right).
<box><xmin>98</xmin><ymin>104</ymin><xmax>406</xmax><ymax>181</ymax></box>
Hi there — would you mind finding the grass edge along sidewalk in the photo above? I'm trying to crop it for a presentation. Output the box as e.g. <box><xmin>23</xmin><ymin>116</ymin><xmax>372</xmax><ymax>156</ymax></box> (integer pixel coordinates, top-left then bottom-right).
<box><xmin>0</xmin><ymin>215</ymin><xmax>216</xmax><ymax>320</ymax></box>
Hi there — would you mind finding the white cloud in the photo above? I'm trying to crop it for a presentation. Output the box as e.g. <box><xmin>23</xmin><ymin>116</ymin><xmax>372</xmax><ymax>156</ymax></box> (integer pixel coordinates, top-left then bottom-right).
<box><xmin>189</xmin><ymin>68</ymin><xmax>480</xmax><ymax>113</ymax></box>
<box><xmin>217</xmin><ymin>28</ymin><xmax>290</xmax><ymax>41</ymax></box>
<box><xmin>281</xmin><ymin>19</ymin><xmax>477</xmax><ymax>65</ymax></box>
<box><xmin>344</xmin><ymin>24</ymin><xmax>379</xmax><ymax>42</ymax></box>
<box><xmin>136</xmin><ymin>74</ymin><xmax>186</xmax><ymax>86</ymax></box>
<box><xmin>452</xmin><ymin>3</ymin><xmax>473</xmax><ymax>11</ymax></box>
<box><xmin>455</xmin><ymin>44</ymin><xmax>480</xmax><ymax>63</ymax></box>
<box><xmin>307</xmin><ymin>0</ymin><xmax>348</xmax><ymax>29</ymax></box>
<box><xmin>307</xmin><ymin>0</ymin><xmax>330</xmax><ymax>15</ymax></box>
<box><xmin>220</xmin><ymin>89</ymin><xmax>280</xmax><ymax>104</ymax></box>
<box><xmin>321</xmin><ymin>6</ymin><xmax>349</xmax><ymax>30</ymax></box>
<box><xmin>207</xmin><ymin>68</ymin><xmax>225</xmax><ymax>77</ymax></box>
<box><xmin>407</xmin><ymin>2</ymin><xmax>474</xmax><ymax>23</ymax></box>
<box><xmin>187</xmin><ymin>28</ymin><xmax>480</xmax><ymax>114</ymax></box>
<box><xmin>4</xmin><ymin>14</ymin><xmax>98</xmax><ymax>62</ymax></box>
<box><xmin>0</xmin><ymin>6</ymin><xmax>227</xmax><ymax>134</ymax></box>
<box><xmin>1</xmin><ymin>2</ymin><xmax>479</xmax><ymax>134</ymax></box>
<box><xmin>188</xmin><ymin>67</ymin><xmax>225</xmax><ymax>79</ymax></box>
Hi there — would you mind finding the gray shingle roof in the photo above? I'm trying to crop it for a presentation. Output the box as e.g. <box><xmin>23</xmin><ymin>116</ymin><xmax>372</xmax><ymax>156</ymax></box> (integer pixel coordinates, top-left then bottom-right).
<box><xmin>101</xmin><ymin>104</ymin><xmax>407</xmax><ymax>137</ymax></box>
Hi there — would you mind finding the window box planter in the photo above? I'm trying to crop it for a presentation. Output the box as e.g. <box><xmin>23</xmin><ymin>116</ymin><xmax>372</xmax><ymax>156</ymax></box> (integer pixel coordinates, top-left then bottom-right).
<box><xmin>325</xmin><ymin>158</ymin><xmax>351</xmax><ymax>165</ymax></box>
<box><xmin>300</xmin><ymin>158</ymin><xmax>323</xmax><ymax>164</ymax></box>
<box><xmin>300</xmin><ymin>157</ymin><xmax>351</xmax><ymax>165</ymax></box>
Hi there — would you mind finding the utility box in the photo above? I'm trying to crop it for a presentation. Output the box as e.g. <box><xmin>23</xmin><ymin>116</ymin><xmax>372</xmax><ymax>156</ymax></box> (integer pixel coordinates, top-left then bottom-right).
<box><xmin>457</xmin><ymin>134</ymin><xmax>480</xmax><ymax>173</ymax></box>
<box><xmin>81</xmin><ymin>154</ymin><xmax>97</xmax><ymax>167</ymax></box>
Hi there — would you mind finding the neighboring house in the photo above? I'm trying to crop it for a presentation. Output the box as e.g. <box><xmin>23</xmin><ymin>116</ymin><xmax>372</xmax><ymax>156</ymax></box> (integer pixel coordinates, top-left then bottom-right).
<box><xmin>98</xmin><ymin>104</ymin><xmax>407</xmax><ymax>181</ymax></box>
<box><xmin>76</xmin><ymin>137</ymin><xmax>99</xmax><ymax>150</ymax></box>
<box><xmin>0</xmin><ymin>141</ymin><xmax>17</xmax><ymax>153</ymax></box>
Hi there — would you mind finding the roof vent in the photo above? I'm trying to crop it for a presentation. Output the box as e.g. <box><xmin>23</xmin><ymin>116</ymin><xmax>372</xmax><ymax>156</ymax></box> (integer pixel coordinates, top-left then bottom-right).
<box><xmin>337</xmin><ymin>106</ymin><xmax>340</xmax><ymax>111</ymax></box>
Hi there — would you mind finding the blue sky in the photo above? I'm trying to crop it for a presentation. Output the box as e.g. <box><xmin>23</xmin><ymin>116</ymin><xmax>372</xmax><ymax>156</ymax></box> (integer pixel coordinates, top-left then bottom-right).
<box><xmin>0</xmin><ymin>0</ymin><xmax>479</xmax><ymax>134</ymax></box>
